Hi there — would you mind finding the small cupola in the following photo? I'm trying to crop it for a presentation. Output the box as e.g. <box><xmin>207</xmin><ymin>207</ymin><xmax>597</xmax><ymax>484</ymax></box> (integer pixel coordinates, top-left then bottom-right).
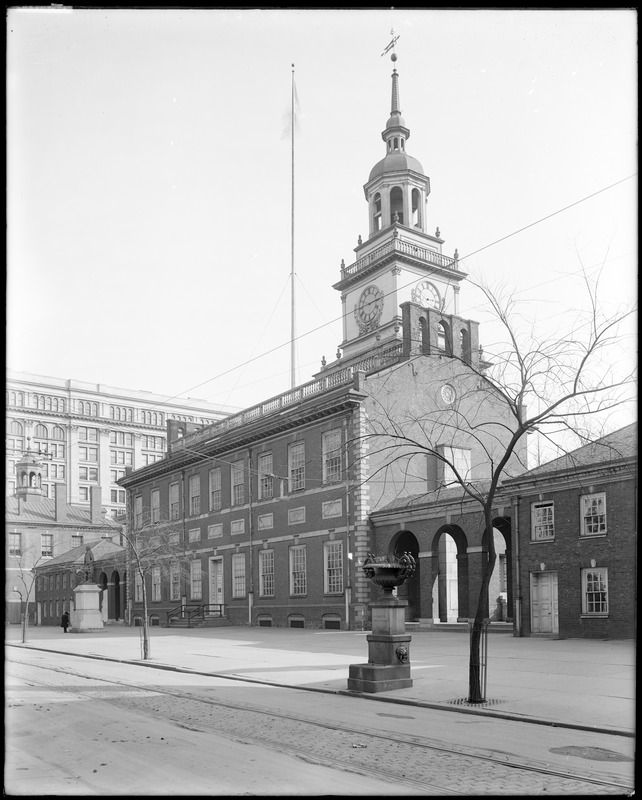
<box><xmin>15</xmin><ymin>438</ymin><xmax>45</xmax><ymax>498</ymax></box>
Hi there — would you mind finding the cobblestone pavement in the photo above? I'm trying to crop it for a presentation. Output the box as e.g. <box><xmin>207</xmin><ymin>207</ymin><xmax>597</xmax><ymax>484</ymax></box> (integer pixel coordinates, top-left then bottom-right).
<box><xmin>7</xmin><ymin>650</ymin><xmax>632</xmax><ymax>796</ymax></box>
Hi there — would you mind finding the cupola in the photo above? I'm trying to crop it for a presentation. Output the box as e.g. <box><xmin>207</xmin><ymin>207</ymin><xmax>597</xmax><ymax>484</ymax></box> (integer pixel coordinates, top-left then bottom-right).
<box><xmin>15</xmin><ymin>438</ymin><xmax>45</xmax><ymax>498</ymax></box>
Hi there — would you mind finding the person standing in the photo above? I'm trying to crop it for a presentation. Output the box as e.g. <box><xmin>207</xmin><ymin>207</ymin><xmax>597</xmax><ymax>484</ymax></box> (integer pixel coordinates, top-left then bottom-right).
<box><xmin>61</xmin><ymin>610</ymin><xmax>70</xmax><ymax>633</ymax></box>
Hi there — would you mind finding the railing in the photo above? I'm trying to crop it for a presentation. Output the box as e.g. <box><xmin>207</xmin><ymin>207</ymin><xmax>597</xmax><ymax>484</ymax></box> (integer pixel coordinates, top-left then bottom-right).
<box><xmin>340</xmin><ymin>238</ymin><xmax>458</xmax><ymax>281</ymax></box>
<box><xmin>171</xmin><ymin>368</ymin><xmax>358</xmax><ymax>453</ymax></box>
<box><xmin>166</xmin><ymin>603</ymin><xmax>225</xmax><ymax>628</ymax></box>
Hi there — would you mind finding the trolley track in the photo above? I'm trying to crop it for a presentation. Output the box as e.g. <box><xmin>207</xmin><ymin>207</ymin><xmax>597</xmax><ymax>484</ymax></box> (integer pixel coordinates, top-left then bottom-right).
<box><xmin>7</xmin><ymin>649</ymin><xmax>634</xmax><ymax>796</ymax></box>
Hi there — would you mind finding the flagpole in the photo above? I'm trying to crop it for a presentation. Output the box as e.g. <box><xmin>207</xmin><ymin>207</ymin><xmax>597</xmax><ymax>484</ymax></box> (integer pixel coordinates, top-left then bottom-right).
<box><xmin>290</xmin><ymin>63</ymin><xmax>296</xmax><ymax>390</ymax></box>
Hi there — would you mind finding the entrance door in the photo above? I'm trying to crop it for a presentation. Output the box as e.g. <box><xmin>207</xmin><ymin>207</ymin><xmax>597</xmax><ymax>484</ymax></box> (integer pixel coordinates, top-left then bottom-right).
<box><xmin>530</xmin><ymin>572</ymin><xmax>559</xmax><ymax>634</ymax></box>
<box><xmin>209</xmin><ymin>558</ymin><xmax>224</xmax><ymax>613</ymax></box>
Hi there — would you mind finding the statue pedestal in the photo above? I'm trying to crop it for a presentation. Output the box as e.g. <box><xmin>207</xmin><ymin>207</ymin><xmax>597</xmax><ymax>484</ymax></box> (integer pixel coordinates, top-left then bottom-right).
<box><xmin>348</xmin><ymin>595</ymin><xmax>412</xmax><ymax>693</ymax></box>
<box><xmin>70</xmin><ymin>583</ymin><xmax>104</xmax><ymax>633</ymax></box>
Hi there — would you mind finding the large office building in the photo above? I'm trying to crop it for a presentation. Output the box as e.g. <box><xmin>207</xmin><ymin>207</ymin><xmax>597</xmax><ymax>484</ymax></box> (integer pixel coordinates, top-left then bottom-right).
<box><xmin>119</xmin><ymin>53</ymin><xmax>527</xmax><ymax>631</ymax></box>
<box><xmin>6</xmin><ymin>369</ymin><xmax>237</xmax><ymax>519</ymax></box>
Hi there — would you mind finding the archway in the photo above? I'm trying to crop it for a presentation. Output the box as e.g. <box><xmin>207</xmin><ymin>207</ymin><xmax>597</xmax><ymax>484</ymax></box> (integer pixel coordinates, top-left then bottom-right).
<box><xmin>109</xmin><ymin>570</ymin><xmax>121</xmax><ymax>620</ymax></box>
<box><xmin>431</xmin><ymin>525</ymin><xmax>469</xmax><ymax>623</ymax></box>
<box><xmin>389</xmin><ymin>530</ymin><xmax>420</xmax><ymax>620</ymax></box>
<box><xmin>98</xmin><ymin>571</ymin><xmax>108</xmax><ymax>621</ymax></box>
<box><xmin>487</xmin><ymin>517</ymin><xmax>512</xmax><ymax>622</ymax></box>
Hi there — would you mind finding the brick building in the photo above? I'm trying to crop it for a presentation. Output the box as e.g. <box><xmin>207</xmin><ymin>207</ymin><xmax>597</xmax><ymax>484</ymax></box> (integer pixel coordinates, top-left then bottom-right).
<box><xmin>118</xmin><ymin>55</ymin><xmax>526</xmax><ymax>631</ymax></box>
<box><xmin>502</xmin><ymin>423</ymin><xmax>637</xmax><ymax>639</ymax></box>
<box><xmin>5</xmin><ymin>443</ymin><xmax>120</xmax><ymax>624</ymax></box>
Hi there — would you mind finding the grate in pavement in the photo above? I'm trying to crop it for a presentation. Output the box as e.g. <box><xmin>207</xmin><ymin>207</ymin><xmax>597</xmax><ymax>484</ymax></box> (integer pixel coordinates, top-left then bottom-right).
<box><xmin>446</xmin><ymin>697</ymin><xmax>505</xmax><ymax>707</ymax></box>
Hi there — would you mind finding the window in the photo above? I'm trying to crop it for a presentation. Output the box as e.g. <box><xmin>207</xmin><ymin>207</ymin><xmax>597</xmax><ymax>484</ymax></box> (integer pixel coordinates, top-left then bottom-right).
<box><xmin>582</xmin><ymin>568</ymin><xmax>608</xmax><ymax>614</ymax></box>
<box><xmin>111</xmin><ymin>489</ymin><xmax>126</xmax><ymax>504</ymax></box>
<box><xmin>134</xmin><ymin>496</ymin><xmax>143</xmax><ymax>529</ymax></box>
<box><xmin>257</xmin><ymin>513</ymin><xmax>273</xmax><ymax>530</ymax></box>
<box><xmin>189</xmin><ymin>527</ymin><xmax>201</xmax><ymax>543</ymax></box>
<box><xmin>208</xmin><ymin>524</ymin><xmax>223</xmax><ymax>539</ymax></box>
<box><xmin>9</xmin><ymin>532</ymin><xmax>21</xmax><ymax>556</ymax></box>
<box><xmin>110</xmin><ymin>432</ymin><xmax>133</xmax><ymax>447</ymax></box>
<box><xmin>110</xmin><ymin>450</ymin><xmax>133</xmax><ymax>466</ymax></box>
<box><xmin>189</xmin><ymin>475</ymin><xmax>201</xmax><ymax>515</ymax></box>
<box><xmin>288</xmin><ymin>442</ymin><xmax>305</xmax><ymax>492</ymax></box>
<box><xmin>78</xmin><ymin>427</ymin><xmax>98</xmax><ymax>441</ymax></box>
<box><xmin>79</xmin><ymin>446</ymin><xmax>98</xmax><ymax>462</ymax></box>
<box><xmin>232</xmin><ymin>553</ymin><xmax>246</xmax><ymax>598</ymax></box>
<box><xmin>231</xmin><ymin>461</ymin><xmax>244</xmax><ymax>506</ymax></box>
<box><xmin>231</xmin><ymin>519</ymin><xmax>245</xmax><ymax>535</ymax></box>
<box><xmin>170</xmin><ymin>562</ymin><xmax>181</xmax><ymax>601</ymax></box>
<box><xmin>71</xmin><ymin>534</ymin><xmax>84</xmax><ymax>549</ymax></box>
<box><xmin>170</xmin><ymin>482</ymin><xmax>180</xmax><ymax>520</ymax></box>
<box><xmin>135</xmin><ymin>573</ymin><xmax>143</xmax><ymax>602</ymax></box>
<box><xmin>151</xmin><ymin>489</ymin><xmax>160</xmax><ymax>523</ymax></box>
<box><xmin>441</xmin><ymin>446</ymin><xmax>471</xmax><ymax>485</ymax></box>
<box><xmin>288</xmin><ymin>507</ymin><xmax>306</xmax><ymax>525</ymax></box>
<box><xmin>41</xmin><ymin>533</ymin><xmax>53</xmax><ymax>557</ymax></box>
<box><xmin>151</xmin><ymin>566</ymin><xmax>161</xmax><ymax>602</ymax></box>
<box><xmin>79</xmin><ymin>487</ymin><xmax>89</xmax><ymax>501</ymax></box>
<box><xmin>531</xmin><ymin>502</ymin><xmax>555</xmax><ymax>541</ymax></box>
<box><xmin>322</xmin><ymin>499</ymin><xmax>342</xmax><ymax>519</ymax></box>
<box><xmin>111</xmin><ymin>469</ymin><xmax>126</xmax><ymax>484</ymax></box>
<box><xmin>190</xmin><ymin>560</ymin><xmax>202</xmax><ymax>600</ymax></box>
<box><xmin>324</xmin><ymin>541</ymin><xmax>343</xmax><ymax>594</ymax></box>
<box><xmin>209</xmin><ymin>468</ymin><xmax>222</xmax><ymax>511</ymax></box>
<box><xmin>259</xmin><ymin>550</ymin><xmax>275</xmax><ymax>597</ymax></box>
<box><xmin>169</xmin><ymin>530</ymin><xmax>180</xmax><ymax>546</ymax></box>
<box><xmin>322</xmin><ymin>430</ymin><xmax>342</xmax><ymax>484</ymax></box>
<box><xmin>581</xmin><ymin>493</ymin><xmax>607</xmax><ymax>537</ymax></box>
<box><xmin>258</xmin><ymin>453</ymin><xmax>273</xmax><ymax>500</ymax></box>
<box><xmin>289</xmin><ymin>545</ymin><xmax>307</xmax><ymax>595</ymax></box>
<box><xmin>79</xmin><ymin>467</ymin><xmax>99</xmax><ymax>482</ymax></box>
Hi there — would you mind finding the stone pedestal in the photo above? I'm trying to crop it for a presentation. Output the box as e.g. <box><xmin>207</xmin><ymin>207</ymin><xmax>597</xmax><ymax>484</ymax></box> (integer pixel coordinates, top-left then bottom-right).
<box><xmin>347</xmin><ymin>596</ymin><xmax>412</xmax><ymax>693</ymax></box>
<box><xmin>70</xmin><ymin>583</ymin><xmax>104</xmax><ymax>633</ymax></box>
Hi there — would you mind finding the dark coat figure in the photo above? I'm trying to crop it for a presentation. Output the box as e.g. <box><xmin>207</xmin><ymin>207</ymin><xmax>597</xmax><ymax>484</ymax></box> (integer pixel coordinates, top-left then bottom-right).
<box><xmin>61</xmin><ymin>611</ymin><xmax>70</xmax><ymax>633</ymax></box>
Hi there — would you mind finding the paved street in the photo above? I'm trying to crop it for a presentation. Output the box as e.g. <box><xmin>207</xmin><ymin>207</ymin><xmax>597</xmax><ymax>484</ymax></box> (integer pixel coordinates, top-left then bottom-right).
<box><xmin>5</xmin><ymin>644</ymin><xmax>635</xmax><ymax>796</ymax></box>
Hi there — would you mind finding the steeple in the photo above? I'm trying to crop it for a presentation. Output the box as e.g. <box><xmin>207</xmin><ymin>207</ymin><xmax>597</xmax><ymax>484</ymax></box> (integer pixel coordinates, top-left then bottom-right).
<box><xmin>364</xmin><ymin>50</ymin><xmax>430</xmax><ymax>236</ymax></box>
<box><xmin>15</xmin><ymin>438</ymin><xmax>44</xmax><ymax>498</ymax></box>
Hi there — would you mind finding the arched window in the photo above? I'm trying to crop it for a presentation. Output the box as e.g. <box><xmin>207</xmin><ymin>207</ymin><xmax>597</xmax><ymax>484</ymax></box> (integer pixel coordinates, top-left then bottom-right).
<box><xmin>419</xmin><ymin>317</ymin><xmax>429</xmax><ymax>354</ymax></box>
<box><xmin>390</xmin><ymin>186</ymin><xmax>404</xmax><ymax>226</ymax></box>
<box><xmin>45</xmin><ymin>396</ymin><xmax>52</xmax><ymax>410</ymax></box>
<box><xmin>52</xmin><ymin>426</ymin><xmax>65</xmax><ymax>440</ymax></box>
<box><xmin>438</xmin><ymin>321</ymin><xmax>452</xmax><ymax>355</ymax></box>
<box><xmin>9</xmin><ymin>391</ymin><xmax>16</xmax><ymax>405</ymax></box>
<box><xmin>110</xmin><ymin>406</ymin><xmax>116</xmax><ymax>419</ymax></box>
<box><xmin>9</xmin><ymin>420</ymin><xmax>23</xmax><ymax>435</ymax></box>
<box><xmin>460</xmin><ymin>328</ymin><xmax>471</xmax><ymax>364</ymax></box>
<box><xmin>373</xmin><ymin>193</ymin><xmax>382</xmax><ymax>232</ymax></box>
<box><xmin>35</xmin><ymin>423</ymin><xmax>49</xmax><ymax>438</ymax></box>
<box><xmin>411</xmin><ymin>188</ymin><xmax>422</xmax><ymax>228</ymax></box>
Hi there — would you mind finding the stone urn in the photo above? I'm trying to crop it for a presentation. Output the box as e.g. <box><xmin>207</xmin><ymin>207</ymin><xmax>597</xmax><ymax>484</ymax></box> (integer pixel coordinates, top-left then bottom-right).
<box><xmin>362</xmin><ymin>552</ymin><xmax>416</xmax><ymax>594</ymax></box>
<box><xmin>347</xmin><ymin>552</ymin><xmax>416</xmax><ymax>693</ymax></box>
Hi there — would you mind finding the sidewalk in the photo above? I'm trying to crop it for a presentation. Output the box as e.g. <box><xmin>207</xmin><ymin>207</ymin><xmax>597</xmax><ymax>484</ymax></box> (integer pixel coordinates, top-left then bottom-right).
<box><xmin>5</xmin><ymin>624</ymin><xmax>635</xmax><ymax>736</ymax></box>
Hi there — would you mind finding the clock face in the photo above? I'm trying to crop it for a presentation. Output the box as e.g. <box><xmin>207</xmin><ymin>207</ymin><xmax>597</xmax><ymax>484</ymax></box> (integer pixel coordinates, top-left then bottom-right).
<box><xmin>441</xmin><ymin>384</ymin><xmax>456</xmax><ymax>405</ymax></box>
<box><xmin>411</xmin><ymin>280</ymin><xmax>441</xmax><ymax>309</ymax></box>
<box><xmin>357</xmin><ymin>285</ymin><xmax>384</xmax><ymax>324</ymax></box>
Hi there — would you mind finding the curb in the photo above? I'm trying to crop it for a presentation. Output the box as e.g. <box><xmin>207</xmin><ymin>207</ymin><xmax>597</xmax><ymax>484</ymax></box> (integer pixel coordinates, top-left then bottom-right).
<box><xmin>8</xmin><ymin>643</ymin><xmax>634</xmax><ymax>739</ymax></box>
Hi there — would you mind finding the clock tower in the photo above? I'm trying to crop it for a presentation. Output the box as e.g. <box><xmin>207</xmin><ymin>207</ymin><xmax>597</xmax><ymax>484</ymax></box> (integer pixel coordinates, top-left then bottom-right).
<box><xmin>330</xmin><ymin>51</ymin><xmax>467</xmax><ymax>364</ymax></box>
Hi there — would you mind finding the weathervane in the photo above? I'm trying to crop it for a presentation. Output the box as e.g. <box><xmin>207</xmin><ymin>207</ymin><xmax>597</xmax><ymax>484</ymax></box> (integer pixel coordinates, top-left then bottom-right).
<box><xmin>381</xmin><ymin>29</ymin><xmax>400</xmax><ymax>58</ymax></box>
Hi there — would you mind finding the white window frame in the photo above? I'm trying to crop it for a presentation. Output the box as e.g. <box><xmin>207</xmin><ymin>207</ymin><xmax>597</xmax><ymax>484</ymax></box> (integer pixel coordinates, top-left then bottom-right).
<box><xmin>169</xmin><ymin>482</ymin><xmax>180</xmax><ymax>520</ymax></box>
<box><xmin>170</xmin><ymin>561</ymin><xmax>181</xmax><ymax>601</ymax></box>
<box><xmin>209</xmin><ymin>467</ymin><xmax>222</xmax><ymax>511</ymax></box>
<box><xmin>580</xmin><ymin>492</ymin><xmax>607</xmax><ymax>537</ymax></box>
<box><xmin>151</xmin><ymin>566</ymin><xmax>161</xmax><ymax>602</ymax></box>
<box><xmin>232</xmin><ymin>553</ymin><xmax>246</xmax><ymax>598</ymax></box>
<box><xmin>322</xmin><ymin>430</ymin><xmax>342</xmax><ymax>484</ymax></box>
<box><xmin>531</xmin><ymin>501</ymin><xmax>555</xmax><ymax>541</ymax></box>
<box><xmin>231</xmin><ymin>461</ymin><xmax>245</xmax><ymax>506</ymax></box>
<box><xmin>259</xmin><ymin>550</ymin><xmax>275</xmax><ymax>597</ymax></box>
<box><xmin>151</xmin><ymin>488</ymin><xmax>160</xmax><ymax>523</ymax></box>
<box><xmin>582</xmin><ymin>567</ymin><xmax>609</xmax><ymax>615</ymax></box>
<box><xmin>190</xmin><ymin>560</ymin><xmax>202</xmax><ymax>600</ymax></box>
<box><xmin>41</xmin><ymin>533</ymin><xmax>53</xmax><ymax>557</ymax></box>
<box><xmin>258</xmin><ymin>452</ymin><xmax>274</xmax><ymax>500</ymax></box>
<box><xmin>189</xmin><ymin>475</ymin><xmax>201</xmax><ymax>516</ymax></box>
<box><xmin>288</xmin><ymin>442</ymin><xmax>305</xmax><ymax>492</ymax></box>
<box><xmin>442</xmin><ymin>446</ymin><xmax>471</xmax><ymax>485</ymax></box>
<box><xmin>289</xmin><ymin>545</ymin><xmax>307</xmax><ymax>596</ymax></box>
<box><xmin>324</xmin><ymin>541</ymin><xmax>344</xmax><ymax>594</ymax></box>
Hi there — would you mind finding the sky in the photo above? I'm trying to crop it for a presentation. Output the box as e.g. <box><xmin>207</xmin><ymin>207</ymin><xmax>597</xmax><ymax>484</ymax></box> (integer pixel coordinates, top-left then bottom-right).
<box><xmin>7</xmin><ymin>8</ymin><xmax>637</xmax><ymax>449</ymax></box>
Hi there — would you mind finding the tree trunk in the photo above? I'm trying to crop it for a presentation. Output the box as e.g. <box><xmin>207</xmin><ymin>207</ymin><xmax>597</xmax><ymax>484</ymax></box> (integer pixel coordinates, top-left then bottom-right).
<box><xmin>142</xmin><ymin>582</ymin><xmax>150</xmax><ymax>660</ymax></box>
<box><xmin>468</xmin><ymin>509</ymin><xmax>496</xmax><ymax>702</ymax></box>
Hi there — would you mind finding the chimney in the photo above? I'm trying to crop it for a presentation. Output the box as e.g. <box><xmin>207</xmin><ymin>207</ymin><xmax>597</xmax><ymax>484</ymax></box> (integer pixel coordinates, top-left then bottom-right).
<box><xmin>90</xmin><ymin>485</ymin><xmax>103</xmax><ymax>524</ymax></box>
<box><xmin>54</xmin><ymin>483</ymin><xmax>68</xmax><ymax>523</ymax></box>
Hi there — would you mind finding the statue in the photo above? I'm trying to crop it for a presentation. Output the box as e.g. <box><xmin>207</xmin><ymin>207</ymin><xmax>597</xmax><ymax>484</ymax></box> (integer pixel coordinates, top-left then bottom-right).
<box><xmin>83</xmin><ymin>546</ymin><xmax>95</xmax><ymax>582</ymax></box>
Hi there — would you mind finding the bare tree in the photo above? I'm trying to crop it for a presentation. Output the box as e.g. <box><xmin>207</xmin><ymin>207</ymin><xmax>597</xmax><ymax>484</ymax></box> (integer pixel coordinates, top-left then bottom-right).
<box><xmin>351</xmin><ymin>271</ymin><xmax>635</xmax><ymax>702</ymax></box>
<box><xmin>9</xmin><ymin>546</ymin><xmax>51</xmax><ymax>643</ymax></box>
<box><xmin>121</xmin><ymin>510</ymin><xmax>191</xmax><ymax>660</ymax></box>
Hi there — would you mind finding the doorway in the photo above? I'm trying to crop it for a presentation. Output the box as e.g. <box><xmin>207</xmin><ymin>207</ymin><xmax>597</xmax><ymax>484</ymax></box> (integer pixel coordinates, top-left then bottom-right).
<box><xmin>530</xmin><ymin>571</ymin><xmax>559</xmax><ymax>634</ymax></box>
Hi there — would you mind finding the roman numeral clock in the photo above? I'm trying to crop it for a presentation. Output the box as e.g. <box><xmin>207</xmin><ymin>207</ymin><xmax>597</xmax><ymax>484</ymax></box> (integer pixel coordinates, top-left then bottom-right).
<box><xmin>354</xmin><ymin>284</ymin><xmax>385</xmax><ymax>335</ymax></box>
